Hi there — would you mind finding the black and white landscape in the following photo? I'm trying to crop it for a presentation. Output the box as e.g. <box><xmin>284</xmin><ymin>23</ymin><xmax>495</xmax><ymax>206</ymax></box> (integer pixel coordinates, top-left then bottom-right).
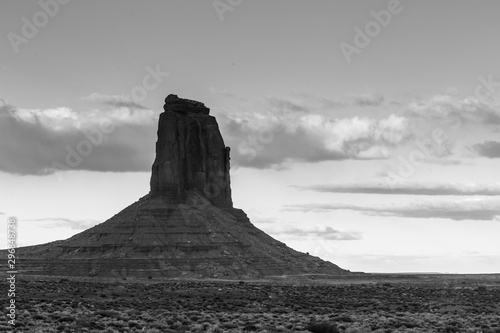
<box><xmin>1</xmin><ymin>1</ymin><xmax>500</xmax><ymax>332</ymax></box>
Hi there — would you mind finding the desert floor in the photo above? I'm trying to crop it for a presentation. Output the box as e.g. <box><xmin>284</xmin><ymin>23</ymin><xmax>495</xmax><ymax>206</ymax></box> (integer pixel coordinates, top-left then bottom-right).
<box><xmin>1</xmin><ymin>273</ymin><xmax>500</xmax><ymax>333</ymax></box>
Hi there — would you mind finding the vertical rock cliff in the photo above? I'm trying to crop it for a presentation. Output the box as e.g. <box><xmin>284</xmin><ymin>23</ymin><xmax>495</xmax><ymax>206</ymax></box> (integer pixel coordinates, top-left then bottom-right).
<box><xmin>150</xmin><ymin>94</ymin><xmax>232</xmax><ymax>208</ymax></box>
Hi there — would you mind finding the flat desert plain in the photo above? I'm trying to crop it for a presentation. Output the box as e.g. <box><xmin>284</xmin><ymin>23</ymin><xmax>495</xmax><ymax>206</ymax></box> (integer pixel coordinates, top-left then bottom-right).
<box><xmin>1</xmin><ymin>274</ymin><xmax>500</xmax><ymax>333</ymax></box>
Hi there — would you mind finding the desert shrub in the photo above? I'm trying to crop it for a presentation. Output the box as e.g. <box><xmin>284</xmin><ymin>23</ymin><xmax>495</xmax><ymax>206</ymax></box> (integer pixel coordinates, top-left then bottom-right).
<box><xmin>345</xmin><ymin>327</ymin><xmax>371</xmax><ymax>333</ymax></box>
<box><xmin>443</xmin><ymin>326</ymin><xmax>460</xmax><ymax>333</ymax></box>
<box><xmin>243</xmin><ymin>323</ymin><xmax>259</xmax><ymax>331</ymax></box>
<box><xmin>49</xmin><ymin>313</ymin><xmax>62</xmax><ymax>320</ymax></box>
<box><xmin>336</xmin><ymin>314</ymin><xmax>354</xmax><ymax>322</ymax></box>
<box><xmin>222</xmin><ymin>322</ymin><xmax>238</xmax><ymax>329</ymax></box>
<box><xmin>58</xmin><ymin>316</ymin><xmax>76</xmax><ymax>323</ymax></box>
<box><xmin>108</xmin><ymin>321</ymin><xmax>126</xmax><ymax>329</ymax></box>
<box><xmin>206</xmin><ymin>325</ymin><xmax>223</xmax><ymax>333</ymax></box>
<box><xmin>75</xmin><ymin>318</ymin><xmax>92</xmax><ymax>328</ymax></box>
<box><xmin>306</xmin><ymin>321</ymin><xmax>340</xmax><ymax>333</ymax></box>
<box><xmin>94</xmin><ymin>310</ymin><xmax>120</xmax><ymax>318</ymax></box>
<box><xmin>90</xmin><ymin>322</ymin><xmax>106</xmax><ymax>330</ymax></box>
<box><xmin>128</xmin><ymin>320</ymin><xmax>142</xmax><ymax>329</ymax></box>
<box><xmin>396</xmin><ymin>321</ymin><xmax>419</xmax><ymax>329</ymax></box>
<box><xmin>33</xmin><ymin>314</ymin><xmax>47</xmax><ymax>320</ymax></box>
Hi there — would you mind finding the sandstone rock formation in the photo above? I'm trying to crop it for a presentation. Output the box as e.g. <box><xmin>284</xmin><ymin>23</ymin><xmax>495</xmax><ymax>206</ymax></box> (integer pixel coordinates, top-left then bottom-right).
<box><xmin>10</xmin><ymin>94</ymin><xmax>347</xmax><ymax>278</ymax></box>
<box><xmin>150</xmin><ymin>94</ymin><xmax>232</xmax><ymax>207</ymax></box>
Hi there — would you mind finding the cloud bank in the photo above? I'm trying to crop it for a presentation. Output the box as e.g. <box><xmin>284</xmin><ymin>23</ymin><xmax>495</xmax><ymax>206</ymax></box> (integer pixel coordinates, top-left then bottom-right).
<box><xmin>260</xmin><ymin>224</ymin><xmax>362</xmax><ymax>241</ymax></box>
<box><xmin>407</xmin><ymin>94</ymin><xmax>500</xmax><ymax>125</ymax></box>
<box><xmin>0</xmin><ymin>99</ymin><xmax>158</xmax><ymax>175</ymax></box>
<box><xmin>287</xmin><ymin>199</ymin><xmax>500</xmax><ymax>221</ymax></box>
<box><xmin>30</xmin><ymin>217</ymin><xmax>101</xmax><ymax>231</ymax></box>
<box><xmin>222</xmin><ymin>107</ymin><xmax>411</xmax><ymax>168</ymax></box>
<box><xmin>298</xmin><ymin>182</ymin><xmax>500</xmax><ymax>196</ymax></box>
<box><xmin>83</xmin><ymin>93</ymin><xmax>148</xmax><ymax>110</ymax></box>
<box><xmin>4</xmin><ymin>91</ymin><xmax>499</xmax><ymax>175</ymax></box>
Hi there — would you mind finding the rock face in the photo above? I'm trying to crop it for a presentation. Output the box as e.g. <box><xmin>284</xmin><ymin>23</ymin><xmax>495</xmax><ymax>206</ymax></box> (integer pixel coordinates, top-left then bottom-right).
<box><xmin>150</xmin><ymin>94</ymin><xmax>232</xmax><ymax>207</ymax></box>
<box><xmin>9</xmin><ymin>94</ymin><xmax>348</xmax><ymax>278</ymax></box>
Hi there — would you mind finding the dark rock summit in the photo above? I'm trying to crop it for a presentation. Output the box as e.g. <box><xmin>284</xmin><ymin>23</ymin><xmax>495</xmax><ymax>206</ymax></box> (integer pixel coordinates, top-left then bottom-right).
<box><xmin>150</xmin><ymin>94</ymin><xmax>232</xmax><ymax>207</ymax></box>
<box><xmin>9</xmin><ymin>94</ymin><xmax>347</xmax><ymax>278</ymax></box>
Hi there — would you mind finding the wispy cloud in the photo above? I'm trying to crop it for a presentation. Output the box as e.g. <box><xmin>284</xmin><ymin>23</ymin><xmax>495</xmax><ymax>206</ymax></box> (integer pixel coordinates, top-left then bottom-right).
<box><xmin>287</xmin><ymin>199</ymin><xmax>500</xmax><ymax>221</ymax></box>
<box><xmin>209</xmin><ymin>86</ymin><xmax>238</xmax><ymax>99</ymax></box>
<box><xmin>266</xmin><ymin>97</ymin><xmax>309</xmax><ymax>113</ymax></box>
<box><xmin>267</xmin><ymin>93</ymin><xmax>385</xmax><ymax>111</ymax></box>
<box><xmin>28</xmin><ymin>217</ymin><xmax>101</xmax><ymax>230</ymax></box>
<box><xmin>260</xmin><ymin>224</ymin><xmax>362</xmax><ymax>241</ymax></box>
<box><xmin>83</xmin><ymin>93</ymin><xmax>148</xmax><ymax>110</ymax></box>
<box><xmin>297</xmin><ymin>182</ymin><xmax>500</xmax><ymax>196</ymax></box>
<box><xmin>472</xmin><ymin>141</ymin><xmax>500</xmax><ymax>158</ymax></box>
<box><xmin>352</xmin><ymin>94</ymin><xmax>384</xmax><ymax>107</ymax></box>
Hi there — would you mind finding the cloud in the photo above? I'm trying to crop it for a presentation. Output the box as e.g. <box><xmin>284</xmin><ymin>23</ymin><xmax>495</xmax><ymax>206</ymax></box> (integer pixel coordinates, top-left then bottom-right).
<box><xmin>266</xmin><ymin>97</ymin><xmax>309</xmax><ymax>113</ymax></box>
<box><xmin>223</xmin><ymin>111</ymin><xmax>411</xmax><ymax>169</ymax></box>
<box><xmin>260</xmin><ymin>224</ymin><xmax>362</xmax><ymax>241</ymax></box>
<box><xmin>287</xmin><ymin>199</ymin><xmax>500</xmax><ymax>221</ymax></box>
<box><xmin>267</xmin><ymin>93</ymin><xmax>385</xmax><ymax>111</ymax></box>
<box><xmin>28</xmin><ymin>217</ymin><xmax>101</xmax><ymax>230</ymax></box>
<box><xmin>407</xmin><ymin>94</ymin><xmax>500</xmax><ymax>125</ymax></box>
<box><xmin>472</xmin><ymin>141</ymin><xmax>500</xmax><ymax>158</ymax></box>
<box><xmin>209</xmin><ymin>86</ymin><xmax>240</xmax><ymax>99</ymax></box>
<box><xmin>297</xmin><ymin>182</ymin><xmax>500</xmax><ymax>196</ymax></box>
<box><xmin>0</xmin><ymin>99</ymin><xmax>158</xmax><ymax>175</ymax></box>
<box><xmin>352</xmin><ymin>94</ymin><xmax>384</xmax><ymax>107</ymax></box>
<box><xmin>83</xmin><ymin>93</ymin><xmax>148</xmax><ymax>110</ymax></box>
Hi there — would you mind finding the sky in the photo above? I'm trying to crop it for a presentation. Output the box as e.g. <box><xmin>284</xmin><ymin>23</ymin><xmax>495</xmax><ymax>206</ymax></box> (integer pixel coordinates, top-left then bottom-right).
<box><xmin>1</xmin><ymin>0</ymin><xmax>500</xmax><ymax>273</ymax></box>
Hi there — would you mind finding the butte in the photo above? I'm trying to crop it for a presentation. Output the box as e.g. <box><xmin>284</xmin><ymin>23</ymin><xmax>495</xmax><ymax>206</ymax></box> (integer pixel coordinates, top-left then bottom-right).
<box><xmin>11</xmin><ymin>94</ymin><xmax>348</xmax><ymax>279</ymax></box>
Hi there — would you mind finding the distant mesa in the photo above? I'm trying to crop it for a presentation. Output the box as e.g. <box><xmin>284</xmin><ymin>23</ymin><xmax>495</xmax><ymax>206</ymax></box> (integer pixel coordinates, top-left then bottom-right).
<box><xmin>8</xmin><ymin>94</ymin><xmax>347</xmax><ymax>279</ymax></box>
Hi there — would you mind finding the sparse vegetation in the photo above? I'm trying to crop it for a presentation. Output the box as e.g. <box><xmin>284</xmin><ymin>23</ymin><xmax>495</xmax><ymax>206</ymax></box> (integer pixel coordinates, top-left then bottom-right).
<box><xmin>306</xmin><ymin>321</ymin><xmax>340</xmax><ymax>333</ymax></box>
<box><xmin>1</xmin><ymin>275</ymin><xmax>499</xmax><ymax>332</ymax></box>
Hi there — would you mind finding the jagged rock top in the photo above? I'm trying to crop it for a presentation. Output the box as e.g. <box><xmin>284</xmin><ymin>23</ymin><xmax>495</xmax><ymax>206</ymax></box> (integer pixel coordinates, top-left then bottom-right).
<box><xmin>163</xmin><ymin>94</ymin><xmax>210</xmax><ymax>115</ymax></box>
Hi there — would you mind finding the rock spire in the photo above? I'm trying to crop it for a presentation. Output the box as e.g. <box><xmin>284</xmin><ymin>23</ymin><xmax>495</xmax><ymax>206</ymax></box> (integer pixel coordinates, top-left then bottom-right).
<box><xmin>150</xmin><ymin>94</ymin><xmax>232</xmax><ymax>208</ymax></box>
